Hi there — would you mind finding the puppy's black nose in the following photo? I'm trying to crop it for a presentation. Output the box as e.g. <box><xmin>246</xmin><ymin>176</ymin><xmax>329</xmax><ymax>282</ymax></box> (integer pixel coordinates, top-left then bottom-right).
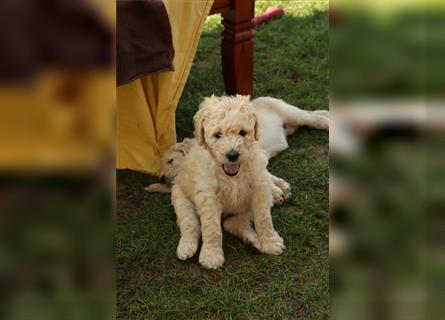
<box><xmin>225</xmin><ymin>149</ymin><xmax>240</xmax><ymax>162</ymax></box>
<box><xmin>159</xmin><ymin>175</ymin><xmax>166</xmax><ymax>184</ymax></box>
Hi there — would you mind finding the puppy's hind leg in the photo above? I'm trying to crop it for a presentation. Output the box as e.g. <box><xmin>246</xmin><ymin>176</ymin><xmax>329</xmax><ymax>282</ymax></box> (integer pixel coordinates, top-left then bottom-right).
<box><xmin>255</xmin><ymin>97</ymin><xmax>329</xmax><ymax>131</ymax></box>
<box><xmin>223</xmin><ymin>214</ymin><xmax>261</xmax><ymax>250</ymax></box>
<box><xmin>172</xmin><ymin>185</ymin><xmax>201</xmax><ymax>261</ymax></box>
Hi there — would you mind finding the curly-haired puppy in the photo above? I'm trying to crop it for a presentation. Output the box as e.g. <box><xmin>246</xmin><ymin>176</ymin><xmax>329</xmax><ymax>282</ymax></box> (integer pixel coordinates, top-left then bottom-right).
<box><xmin>172</xmin><ymin>95</ymin><xmax>284</xmax><ymax>269</ymax></box>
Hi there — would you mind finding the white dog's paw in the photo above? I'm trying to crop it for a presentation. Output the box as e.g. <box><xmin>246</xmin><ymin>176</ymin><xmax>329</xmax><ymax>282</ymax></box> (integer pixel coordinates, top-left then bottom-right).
<box><xmin>314</xmin><ymin>110</ymin><xmax>329</xmax><ymax>118</ymax></box>
<box><xmin>259</xmin><ymin>232</ymin><xmax>285</xmax><ymax>256</ymax></box>
<box><xmin>275</xmin><ymin>179</ymin><xmax>292</xmax><ymax>202</ymax></box>
<box><xmin>282</xmin><ymin>187</ymin><xmax>292</xmax><ymax>202</ymax></box>
<box><xmin>308</xmin><ymin>110</ymin><xmax>330</xmax><ymax>131</ymax></box>
<box><xmin>199</xmin><ymin>245</ymin><xmax>225</xmax><ymax>270</ymax></box>
<box><xmin>272</xmin><ymin>185</ymin><xmax>286</xmax><ymax>205</ymax></box>
<box><xmin>144</xmin><ymin>183</ymin><xmax>172</xmax><ymax>193</ymax></box>
<box><xmin>177</xmin><ymin>236</ymin><xmax>199</xmax><ymax>260</ymax></box>
<box><xmin>272</xmin><ymin>179</ymin><xmax>292</xmax><ymax>204</ymax></box>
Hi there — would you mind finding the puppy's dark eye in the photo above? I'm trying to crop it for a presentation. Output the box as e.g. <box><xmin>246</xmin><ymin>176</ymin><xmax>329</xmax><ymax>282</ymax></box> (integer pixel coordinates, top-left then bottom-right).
<box><xmin>213</xmin><ymin>132</ymin><xmax>222</xmax><ymax>139</ymax></box>
<box><xmin>239</xmin><ymin>130</ymin><xmax>247</xmax><ymax>137</ymax></box>
<box><xmin>168</xmin><ymin>159</ymin><xmax>174</xmax><ymax>164</ymax></box>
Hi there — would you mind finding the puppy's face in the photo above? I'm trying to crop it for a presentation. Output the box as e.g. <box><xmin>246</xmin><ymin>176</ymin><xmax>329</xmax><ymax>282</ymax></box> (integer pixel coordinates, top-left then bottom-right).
<box><xmin>159</xmin><ymin>139</ymin><xmax>193</xmax><ymax>185</ymax></box>
<box><xmin>194</xmin><ymin>95</ymin><xmax>259</xmax><ymax>177</ymax></box>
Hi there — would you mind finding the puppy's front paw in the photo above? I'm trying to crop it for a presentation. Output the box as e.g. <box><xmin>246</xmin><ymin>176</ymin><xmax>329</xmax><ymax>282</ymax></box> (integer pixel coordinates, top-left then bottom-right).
<box><xmin>272</xmin><ymin>186</ymin><xmax>285</xmax><ymax>205</ymax></box>
<box><xmin>259</xmin><ymin>232</ymin><xmax>285</xmax><ymax>256</ymax></box>
<box><xmin>177</xmin><ymin>236</ymin><xmax>199</xmax><ymax>260</ymax></box>
<box><xmin>199</xmin><ymin>245</ymin><xmax>225</xmax><ymax>269</ymax></box>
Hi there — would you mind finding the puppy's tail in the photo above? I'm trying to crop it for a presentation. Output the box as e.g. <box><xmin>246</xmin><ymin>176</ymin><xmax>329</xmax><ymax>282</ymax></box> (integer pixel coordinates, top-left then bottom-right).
<box><xmin>253</xmin><ymin>96</ymin><xmax>329</xmax><ymax>132</ymax></box>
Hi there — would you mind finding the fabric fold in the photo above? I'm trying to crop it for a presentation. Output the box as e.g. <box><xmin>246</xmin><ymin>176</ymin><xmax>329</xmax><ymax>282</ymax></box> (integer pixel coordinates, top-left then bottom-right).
<box><xmin>117</xmin><ymin>0</ymin><xmax>214</xmax><ymax>175</ymax></box>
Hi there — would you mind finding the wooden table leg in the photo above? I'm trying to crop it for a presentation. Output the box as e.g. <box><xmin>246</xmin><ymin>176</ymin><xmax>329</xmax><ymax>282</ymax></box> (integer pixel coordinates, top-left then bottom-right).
<box><xmin>221</xmin><ymin>0</ymin><xmax>254</xmax><ymax>96</ymax></box>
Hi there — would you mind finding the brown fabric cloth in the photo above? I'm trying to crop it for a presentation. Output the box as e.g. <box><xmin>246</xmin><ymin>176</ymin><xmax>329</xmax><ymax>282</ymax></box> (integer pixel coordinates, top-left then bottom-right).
<box><xmin>117</xmin><ymin>0</ymin><xmax>175</xmax><ymax>86</ymax></box>
<box><xmin>0</xmin><ymin>0</ymin><xmax>112</xmax><ymax>84</ymax></box>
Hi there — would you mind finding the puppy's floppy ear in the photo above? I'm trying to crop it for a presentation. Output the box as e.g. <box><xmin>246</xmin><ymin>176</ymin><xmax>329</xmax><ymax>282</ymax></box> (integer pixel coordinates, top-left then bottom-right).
<box><xmin>194</xmin><ymin>96</ymin><xmax>218</xmax><ymax>146</ymax></box>
<box><xmin>177</xmin><ymin>143</ymin><xmax>190</xmax><ymax>156</ymax></box>
<box><xmin>181</xmin><ymin>138</ymin><xmax>194</xmax><ymax>152</ymax></box>
<box><xmin>193</xmin><ymin>101</ymin><xmax>209</xmax><ymax>146</ymax></box>
<box><xmin>193</xmin><ymin>107</ymin><xmax>206</xmax><ymax>146</ymax></box>
<box><xmin>254</xmin><ymin>115</ymin><xmax>261</xmax><ymax>141</ymax></box>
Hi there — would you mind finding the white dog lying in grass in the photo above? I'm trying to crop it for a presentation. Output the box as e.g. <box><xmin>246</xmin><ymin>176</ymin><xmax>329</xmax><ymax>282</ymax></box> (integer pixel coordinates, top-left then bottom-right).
<box><xmin>167</xmin><ymin>95</ymin><xmax>328</xmax><ymax>269</ymax></box>
<box><xmin>146</xmin><ymin>96</ymin><xmax>329</xmax><ymax>205</ymax></box>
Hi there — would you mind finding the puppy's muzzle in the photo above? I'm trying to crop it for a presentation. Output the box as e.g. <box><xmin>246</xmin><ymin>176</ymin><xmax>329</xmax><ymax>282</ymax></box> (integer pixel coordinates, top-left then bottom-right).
<box><xmin>225</xmin><ymin>149</ymin><xmax>240</xmax><ymax>162</ymax></box>
<box><xmin>160</xmin><ymin>174</ymin><xmax>174</xmax><ymax>186</ymax></box>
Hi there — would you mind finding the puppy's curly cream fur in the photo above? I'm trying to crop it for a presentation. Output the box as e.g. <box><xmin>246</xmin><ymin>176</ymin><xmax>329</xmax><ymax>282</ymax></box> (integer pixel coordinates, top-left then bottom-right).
<box><xmin>172</xmin><ymin>95</ymin><xmax>284</xmax><ymax>269</ymax></box>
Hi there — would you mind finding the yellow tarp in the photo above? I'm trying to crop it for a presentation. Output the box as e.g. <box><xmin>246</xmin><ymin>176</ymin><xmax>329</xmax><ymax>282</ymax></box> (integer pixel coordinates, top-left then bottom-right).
<box><xmin>116</xmin><ymin>0</ymin><xmax>214</xmax><ymax>175</ymax></box>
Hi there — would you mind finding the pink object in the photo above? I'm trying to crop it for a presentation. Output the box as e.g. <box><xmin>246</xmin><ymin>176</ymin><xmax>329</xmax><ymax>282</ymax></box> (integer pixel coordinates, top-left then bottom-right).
<box><xmin>252</xmin><ymin>6</ymin><xmax>285</xmax><ymax>28</ymax></box>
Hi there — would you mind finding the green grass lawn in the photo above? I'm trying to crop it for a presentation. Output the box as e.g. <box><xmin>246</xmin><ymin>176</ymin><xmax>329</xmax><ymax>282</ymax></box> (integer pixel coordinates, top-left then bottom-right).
<box><xmin>117</xmin><ymin>1</ymin><xmax>329</xmax><ymax>319</ymax></box>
